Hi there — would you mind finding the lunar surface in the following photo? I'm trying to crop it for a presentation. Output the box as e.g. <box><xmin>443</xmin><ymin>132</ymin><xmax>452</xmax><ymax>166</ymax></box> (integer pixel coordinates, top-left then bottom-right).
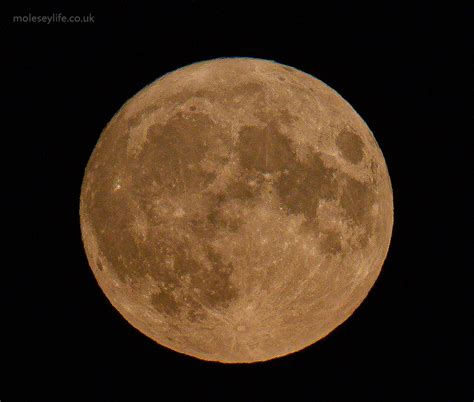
<box><xmin>80</xmin><ymin>58</ymin><xmax>393</xmax><ymax>363</ymax></box>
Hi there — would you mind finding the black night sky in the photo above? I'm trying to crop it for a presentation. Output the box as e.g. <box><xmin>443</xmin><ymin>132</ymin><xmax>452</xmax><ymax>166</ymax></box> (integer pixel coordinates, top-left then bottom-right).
<box><xmin>4</xmin><ymin>1</ymin><xmax>470</xmax><ymax>401</ymax></box>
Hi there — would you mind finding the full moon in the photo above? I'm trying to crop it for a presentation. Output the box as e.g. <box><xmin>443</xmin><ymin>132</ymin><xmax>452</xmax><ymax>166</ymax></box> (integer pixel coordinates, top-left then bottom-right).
<box><xmin>80</xmin><ymin>58</ymin><xmax>393</xmax><ymax>363</ymax></box>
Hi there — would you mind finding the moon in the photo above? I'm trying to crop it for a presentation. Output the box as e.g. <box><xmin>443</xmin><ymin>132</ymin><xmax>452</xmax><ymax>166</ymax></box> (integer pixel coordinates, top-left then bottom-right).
<box><xmin>80</xmin><ymin>58</ymin><xmax>393</xmax><ymax>363</ymax></box>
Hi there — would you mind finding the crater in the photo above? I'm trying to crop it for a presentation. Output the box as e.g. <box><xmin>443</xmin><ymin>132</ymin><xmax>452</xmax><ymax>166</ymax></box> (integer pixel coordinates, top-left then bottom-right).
<box><xmin>336</xmin><ymin>127</ymin><xmax>364</xmax><ymax>164</ymax></box>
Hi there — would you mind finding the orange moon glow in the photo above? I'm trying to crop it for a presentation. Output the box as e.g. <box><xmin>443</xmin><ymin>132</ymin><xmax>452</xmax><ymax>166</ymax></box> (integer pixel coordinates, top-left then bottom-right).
<box><xmin>80</xmin><ymin>58</ymin><xmax>393</xmax><ymax>363</ymax></box>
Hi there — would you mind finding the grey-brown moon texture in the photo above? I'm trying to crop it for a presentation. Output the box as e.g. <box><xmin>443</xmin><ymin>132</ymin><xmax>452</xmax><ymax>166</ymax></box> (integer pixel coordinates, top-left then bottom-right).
<box><xmin>80</xmin><ymin>58</ymin><xmax>393</xmax><ymax>363</ymax></box>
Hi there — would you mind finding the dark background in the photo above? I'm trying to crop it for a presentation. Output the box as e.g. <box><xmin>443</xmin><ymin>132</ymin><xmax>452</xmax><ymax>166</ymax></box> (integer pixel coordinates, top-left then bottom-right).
<box><xmin>4</xmin><ymin>1</ymin><xmax>471</xmax><ymax>401</ymax></box>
